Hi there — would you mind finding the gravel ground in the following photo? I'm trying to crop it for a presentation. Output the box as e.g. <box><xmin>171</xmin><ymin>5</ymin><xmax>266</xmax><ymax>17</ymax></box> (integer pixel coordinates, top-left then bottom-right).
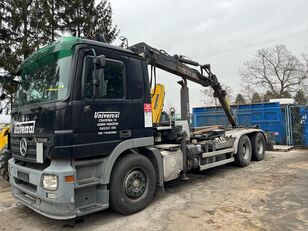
<box><xmin>0</xmin><ymin>149</ymin><xmax>308</xmax><ymax>231</ymax></box>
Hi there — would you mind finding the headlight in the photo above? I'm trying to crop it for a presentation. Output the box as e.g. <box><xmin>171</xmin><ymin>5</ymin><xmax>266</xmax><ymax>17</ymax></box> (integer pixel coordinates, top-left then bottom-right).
<box><xmin>41</xmin><ymin>174</ymin><xmax>58</xmax><ymax>191</ymax></box>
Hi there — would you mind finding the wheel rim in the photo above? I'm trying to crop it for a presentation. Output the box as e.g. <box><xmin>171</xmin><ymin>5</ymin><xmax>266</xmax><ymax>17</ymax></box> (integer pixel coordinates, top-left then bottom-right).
<box><xmin>124</xmin><ymin>168</ymin><xmax>148</xmax><ymax>199</ymax></box>
<box><xmin>257</xmin><ymin>139</ymin><xmax>264</xmax><ymax>155</ymax></box>
<box><xmin>242</xmin><ymin>141</ymin><xmax>250</xmax><ymax>160</ymax></box>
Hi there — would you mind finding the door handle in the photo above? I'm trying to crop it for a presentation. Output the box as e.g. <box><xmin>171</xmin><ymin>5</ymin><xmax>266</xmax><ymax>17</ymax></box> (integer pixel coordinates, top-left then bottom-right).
<box><xmin>120</xmin><ymin>130</ymin><xmax>132</xmax><ymax>138</ymax></box>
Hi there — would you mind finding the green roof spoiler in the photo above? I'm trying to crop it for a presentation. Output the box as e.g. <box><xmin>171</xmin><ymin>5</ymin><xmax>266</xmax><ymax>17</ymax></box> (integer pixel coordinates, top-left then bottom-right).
<box><xmin>16</xmin><ymin>37</ymin><xmax>81</xmax><ymax>75</ymax></box>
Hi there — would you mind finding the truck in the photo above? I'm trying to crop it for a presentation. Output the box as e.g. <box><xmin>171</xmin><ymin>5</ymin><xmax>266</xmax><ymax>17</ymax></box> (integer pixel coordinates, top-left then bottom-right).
<box><xmin>8</xmin><ymin>36</ymin><xmax>267</xmax><ymax>219</ymax></box>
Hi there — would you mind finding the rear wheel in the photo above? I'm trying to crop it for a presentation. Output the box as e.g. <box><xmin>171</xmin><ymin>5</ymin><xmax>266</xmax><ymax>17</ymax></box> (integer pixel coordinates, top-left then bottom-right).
<box><xmin>234</xmin><ymin>135</ymin><xmax>252</xmax><ymax>167</ymax></box>
<box><xmin>251</xmin><ymin>133</ymin><xmax>266</xmax><ymax>161</ymax></box>
<box><xmin>110</xmin><ymin>153</ymin><xmax>156</xmax><ymax>214</ymax></box>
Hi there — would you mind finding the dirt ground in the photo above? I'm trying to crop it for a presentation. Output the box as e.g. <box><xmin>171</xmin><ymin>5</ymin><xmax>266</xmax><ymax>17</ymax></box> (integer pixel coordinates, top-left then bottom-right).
<box><xmin>0</xmin><ymin>149</ymin><xmax>308</xmax><ymax>231</ymax></box>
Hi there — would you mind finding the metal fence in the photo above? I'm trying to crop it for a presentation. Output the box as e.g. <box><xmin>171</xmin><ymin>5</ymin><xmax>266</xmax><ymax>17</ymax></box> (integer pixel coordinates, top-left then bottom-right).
<box><xmin>287</xmin><ymin>105</ymin><xmax>308</xmax><ymax>147</ymax></box>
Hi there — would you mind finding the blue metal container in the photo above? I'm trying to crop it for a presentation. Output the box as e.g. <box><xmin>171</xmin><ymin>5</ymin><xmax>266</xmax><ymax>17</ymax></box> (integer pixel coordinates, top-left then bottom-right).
<box><xmin>192</xmin><ymin>102</ymin><xmax>285</xmax><ymax>144</ymax></box>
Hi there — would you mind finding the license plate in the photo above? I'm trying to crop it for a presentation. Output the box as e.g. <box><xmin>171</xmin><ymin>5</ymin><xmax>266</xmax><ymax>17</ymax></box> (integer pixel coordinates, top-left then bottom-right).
<box><xmin>17</xmin><ymin>171</ymin><xmax>29</xmax><ymax>182</ymax></box>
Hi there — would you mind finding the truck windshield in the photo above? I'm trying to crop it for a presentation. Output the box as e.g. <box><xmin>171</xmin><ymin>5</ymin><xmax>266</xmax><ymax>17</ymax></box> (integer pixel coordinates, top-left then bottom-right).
<box><xmin>15</xmin><ymin>52</ymin><xmax>72</xmax><ymax>107</ymax></box>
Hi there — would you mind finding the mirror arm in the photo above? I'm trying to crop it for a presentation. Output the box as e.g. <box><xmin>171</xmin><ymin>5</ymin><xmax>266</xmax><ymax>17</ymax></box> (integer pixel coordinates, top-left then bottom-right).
<box><xmin>84</xmin><ymin>49</ymin><xmax>97</xmax><ymax>113</ymax></box>
<box><xmin>85</xmin><ymin>59</ymin><xmax>98</xmax><ymax>113</ymax></box>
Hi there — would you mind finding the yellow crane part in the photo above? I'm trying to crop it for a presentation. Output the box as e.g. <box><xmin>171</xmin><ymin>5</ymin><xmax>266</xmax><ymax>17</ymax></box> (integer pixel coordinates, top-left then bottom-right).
<box><xmin>0</xmin><ymin>126</ymin><xmax>10</xmax><ymax>152</ymax></box>
<box><xmin>151</xmin><ymin>84</ymin><xmax>165</xmax><ymax>124</ymax></box>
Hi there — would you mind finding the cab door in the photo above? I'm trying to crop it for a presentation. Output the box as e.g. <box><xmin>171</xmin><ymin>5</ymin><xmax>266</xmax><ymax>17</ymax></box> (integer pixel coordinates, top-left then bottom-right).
<box><xmin>72</xmin><ymin>48</ymin><xmax>132</xmax><ymax>158</ymax></box>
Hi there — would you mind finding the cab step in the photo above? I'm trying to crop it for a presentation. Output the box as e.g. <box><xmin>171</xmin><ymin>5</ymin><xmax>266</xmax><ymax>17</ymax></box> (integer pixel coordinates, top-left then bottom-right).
<box><xmin>199</xmin><ymin>157</ymin><xmax>234</xmax><ymax>171</ymax></box>
<box><xmin>78</xmin><ymin>203</ymin><xmax>108</xmax><ymax>215</ymax></box>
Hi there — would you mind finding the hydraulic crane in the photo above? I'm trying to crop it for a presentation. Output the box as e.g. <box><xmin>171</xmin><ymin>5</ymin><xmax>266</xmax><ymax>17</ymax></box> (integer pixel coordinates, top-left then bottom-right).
<box><xmin>129</xmin><ymin>42</ymin><xmax>237</xmax><ymax>127</ymax></box>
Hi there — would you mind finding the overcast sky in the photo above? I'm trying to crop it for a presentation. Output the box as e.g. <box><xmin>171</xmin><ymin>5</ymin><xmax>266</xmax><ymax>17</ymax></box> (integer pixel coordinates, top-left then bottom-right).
<box><xmin>110</xmin><ymin>0</ymin><xmax>308</xmax><ymax>112</ymax></box>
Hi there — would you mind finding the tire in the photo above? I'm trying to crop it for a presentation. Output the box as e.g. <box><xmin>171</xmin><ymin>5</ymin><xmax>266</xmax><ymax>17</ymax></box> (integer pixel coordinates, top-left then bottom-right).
<box><xmin>234</xmin><ymin>135</ymin><xmax>252</xmax><ymax>167</ymax></box>
<box><xmin>251</xmin><ymin>133</ymin><xmax>266</xmax><ymax>161</ymax></box>
<box><xmin>0</xmin><ymin>150</ymin><xmax>11</xmax><ymax>182</ymax></box>
<box><xmin>110</xmin><ymin>153</ymin><xmax>156</xmax><ymax>215</ymax></box>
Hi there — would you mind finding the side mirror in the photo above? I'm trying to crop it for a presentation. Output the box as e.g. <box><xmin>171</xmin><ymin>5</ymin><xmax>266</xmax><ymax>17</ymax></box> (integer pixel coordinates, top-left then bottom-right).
<box><xmin>83</xmin><ymin>54</ymin><xmax>106</xmax><ymax>113</ymax></box>
<box><xmin>94</xmin><ymin>55</ymin><xmax>106</xmax><ymax>69</ymax></box>
<box><xmin>92</xmin><ymin>55</ymin><xmax>105</xmax><ymax>91</ymax></box>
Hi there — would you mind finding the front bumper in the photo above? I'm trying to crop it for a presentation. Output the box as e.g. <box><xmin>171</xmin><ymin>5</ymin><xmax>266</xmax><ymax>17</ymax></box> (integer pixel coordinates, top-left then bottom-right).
<box><xmin>9</xmin><ymin>158</ymin><xmax>76</xmax><ymax>220</ymax></box>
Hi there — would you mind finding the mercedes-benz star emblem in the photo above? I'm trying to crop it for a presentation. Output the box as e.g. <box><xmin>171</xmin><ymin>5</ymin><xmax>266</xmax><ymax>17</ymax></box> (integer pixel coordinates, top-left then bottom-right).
<box><xmin>20</xmin><ymin>138</ymin><xmax>28</xmax><ymax>157</ymax></box>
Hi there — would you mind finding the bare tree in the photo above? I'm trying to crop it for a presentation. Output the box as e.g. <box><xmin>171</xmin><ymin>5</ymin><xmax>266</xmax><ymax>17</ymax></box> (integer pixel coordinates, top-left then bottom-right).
<box><xmin>300</xmin><ymin>54</ymin><xmax>308</xmax><ymax>94</ymax></box>
<box><xmin>240</xmin><ymin>83</ymin><xmax>255</xmax><ymax>102</ymax></box>
<box><xmin>201</xmin><ymin>83</ymin><xmax>233</xmax><ymax>106</ymax></box>
<box><xmin>294</xmin><ymin>90</ymin><xmax>307</xmax><ymax>105</ymax></box>
<box><xmin>240</xmin><ymin>45</ymin><xmax>308</xmax><ymax>98</ymax></box>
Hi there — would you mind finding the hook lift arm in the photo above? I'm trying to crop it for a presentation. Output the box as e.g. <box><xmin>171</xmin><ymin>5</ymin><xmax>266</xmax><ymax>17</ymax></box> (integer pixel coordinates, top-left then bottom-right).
<box><xmin>128</xmin><ymin>42</ymin><xmax>237</xmax><ymax>127</ymax></box>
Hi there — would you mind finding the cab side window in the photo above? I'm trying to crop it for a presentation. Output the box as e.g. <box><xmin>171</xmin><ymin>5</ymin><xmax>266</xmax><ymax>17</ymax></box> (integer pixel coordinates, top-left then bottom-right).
<box><xmin>84</xmin><ymin>57</ymin><xmax>125</xmax><ymax>99</ymax></box>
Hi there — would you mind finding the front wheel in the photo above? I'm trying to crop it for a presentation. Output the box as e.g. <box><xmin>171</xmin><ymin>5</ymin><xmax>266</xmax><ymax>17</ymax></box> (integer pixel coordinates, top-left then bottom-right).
<box><xmin>234</xmin><ymin>135</ymin><xmax>252</xmax><ymax>167</ymax></box>
<box><xmin>110</xmin><ymin>153</ymin><xmax>156</xmax><ymax>214</ymax></box>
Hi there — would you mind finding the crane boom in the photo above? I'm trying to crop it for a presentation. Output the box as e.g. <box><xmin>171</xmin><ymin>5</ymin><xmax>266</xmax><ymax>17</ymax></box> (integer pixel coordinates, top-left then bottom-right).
<box><xmin>129</xmin><ymin>42</ymin><xmax>237</xmax><ymax>127</ymax></box>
